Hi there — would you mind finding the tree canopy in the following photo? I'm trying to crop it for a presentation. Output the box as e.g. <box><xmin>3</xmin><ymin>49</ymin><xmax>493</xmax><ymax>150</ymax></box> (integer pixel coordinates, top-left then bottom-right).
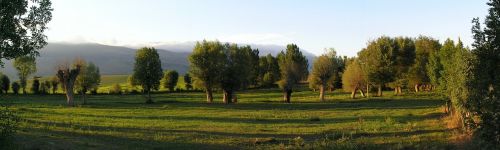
<box><xmin>277</xmin><ymin>44</ymin><xmax>309</xmax><ymax>103</ymax></box>
<box><xmin>133</xmin><ymin>47</ymin><xmax>163</xmax><ymax>103</ymax></box>
<box><xmin>0</xmin><ymin>0</ymin><xmax>53</xmax><ymax>65</ymax></box>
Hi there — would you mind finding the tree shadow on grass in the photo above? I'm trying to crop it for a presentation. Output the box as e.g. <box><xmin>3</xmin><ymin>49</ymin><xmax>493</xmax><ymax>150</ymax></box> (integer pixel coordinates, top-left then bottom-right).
<box><xmin>13</xmin><ymin>127</ymin><xmax>237</xmax><ymax>150</ymax></box>
<box><xmin>22</xmin><ymin>108</ymin><xmax>445</xmax><ymax>126</ymax></box>
<box><xmin>19</xmin><ymin>119</ymin><xmax>452</xmax><ymax>149</ymax></box>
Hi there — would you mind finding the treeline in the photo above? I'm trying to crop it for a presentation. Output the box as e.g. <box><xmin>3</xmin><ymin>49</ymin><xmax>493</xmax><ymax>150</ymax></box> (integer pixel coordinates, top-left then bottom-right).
<box><xmin>187</xmin><ymin>41</ymin><xmax>310</xmax><ymax>103</ymax></box>
<box><xmin>341</xmin><ymin>36</ymin><xmax>452</xmax><ymax>98</ymax></box>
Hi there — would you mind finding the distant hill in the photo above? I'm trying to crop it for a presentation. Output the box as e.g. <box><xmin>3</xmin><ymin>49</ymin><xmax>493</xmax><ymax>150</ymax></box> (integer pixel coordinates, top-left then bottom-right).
<box><xmin>0</xmin><ymin>43</ymin><xmax>316</xmax><ymax>79</ymax></box>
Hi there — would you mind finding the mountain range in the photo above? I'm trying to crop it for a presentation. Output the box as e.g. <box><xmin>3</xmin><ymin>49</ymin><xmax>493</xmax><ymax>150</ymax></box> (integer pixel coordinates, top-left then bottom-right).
<box><xmin>0</xmin><ymin>42</ymin><xmax>317</xmax><ymax>79</ymax></box>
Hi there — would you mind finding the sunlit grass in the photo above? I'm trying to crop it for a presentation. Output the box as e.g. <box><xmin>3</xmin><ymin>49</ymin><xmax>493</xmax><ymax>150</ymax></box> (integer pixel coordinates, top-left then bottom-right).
<box><xmin>0</xmin><ymin>87</ymin><xmax>455</xmax><ymax>149</ymax></box>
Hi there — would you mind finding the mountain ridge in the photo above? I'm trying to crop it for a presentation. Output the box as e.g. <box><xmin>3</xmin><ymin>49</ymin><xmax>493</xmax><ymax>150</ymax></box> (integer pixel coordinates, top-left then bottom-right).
<box><xmin>0</xmin><ymin>42</ymin><xmax>316</xmax><ymax>79</ymax></box>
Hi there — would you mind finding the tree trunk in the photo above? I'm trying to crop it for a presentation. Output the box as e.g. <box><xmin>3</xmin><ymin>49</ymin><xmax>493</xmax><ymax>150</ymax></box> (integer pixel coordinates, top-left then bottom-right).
<box><xmin>206</xmin><ymin>89</ymin><xmax>213</xmax><ymax>103</ymax></box>
<box><xmin>82</xmin><ymin>89</ymin><xmax>87</xmax><ymax>105</ymax></box>
<box><xmin>365</xmin><ymin>84</ymin><xmax>370</xmax><ymax>97</ymax></box>
<box><xmin>359</xmin><ymin>88</ymin><xmax>365</xmax><ymax>97</ymax></box>
<box><xmin>284</xmin><ymin>89</ymin><xmax>292</xmax><ymax>103</ymax></box>
<box><xmin>351</xmin><ymin>87</ymin><xmax>357</xmax><ymax>99</ymax></box>
<box><xmin>223</xmin><ymin>90</ymin><xmax>233</xmax><ymax>104</ymax></box>
<box><xmin>414</xmin><ymin>84</ymin><xmax>419</xmax><ymax>93</ymax></box>
<box><xmin>146</xmin><ymin>89</ymin><xmax>153</xmax><ymax>104</ymax></box>
<box><xmin>65</xmin><ymin>85</ymin><xmax>75</xmax><ymax>106</ymax></box>
<box><xmin>394</xmin><ymin>87</ymin><xmax>398</xmax><ymax>95</ymax></box>
<box><xmin>397</xmin><ymin>87</ymin><xmax>402</xmax><ymax>95</ymax></box>
<box><xmin>377</xmin><ymin>85</ymin><xmax>382</xmax><ymax>97</ymax></box>
<box><xmin>319</xmin><ymin>85</ymin><xmax>325</xmax><ymax>102</ymax></box>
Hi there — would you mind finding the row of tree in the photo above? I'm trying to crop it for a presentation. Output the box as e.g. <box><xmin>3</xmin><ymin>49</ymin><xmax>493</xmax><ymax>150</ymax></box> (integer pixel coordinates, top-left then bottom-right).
<box><xmin>187</xmin><ymin>41</ymin><xmax>311</xmax><ymax>103</ymax></box>
<box><xmin>341</xmin><ymin>36</ymin><xmax>443</xmax><ymax>98</ymax></box>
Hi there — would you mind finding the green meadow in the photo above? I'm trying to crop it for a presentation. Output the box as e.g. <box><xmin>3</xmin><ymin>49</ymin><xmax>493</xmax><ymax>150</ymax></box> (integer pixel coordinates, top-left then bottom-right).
<box><xmin>0</xmin><ymin>80</ymin><xmax>459</xmax><ymax>149</ymax></box>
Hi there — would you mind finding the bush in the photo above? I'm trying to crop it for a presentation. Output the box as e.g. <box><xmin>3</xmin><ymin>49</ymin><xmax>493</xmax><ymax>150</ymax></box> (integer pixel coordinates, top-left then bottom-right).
<box><xmin>110</xmin><ymin>84</ymin><xmax>122</xmax><ymax>95</ymax></box>
<box><xmin>0</xmin><ymin>106</ymin><xmax>19</xmax><ymax>144</ymax></box>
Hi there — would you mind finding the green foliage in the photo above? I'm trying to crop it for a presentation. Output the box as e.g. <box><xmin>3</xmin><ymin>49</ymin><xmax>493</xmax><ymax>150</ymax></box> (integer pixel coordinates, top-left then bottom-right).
<box><xmin>40</xmin><ymin>80</ymin><xmax>51</xmax><ymax>94</ymax></box>
<box><xmin>240</xmin><ymin>45</ymin><xmax>260</xmax><ymax>88</ymax></box>
<box><xmin>0</xmin><ymin>106</ymin><xmax>19</xmax><ymax>144</ymax></box>
<box><xmin>11</xmin><ymin>82</ymin><xmax>20</xmax><ymax>95</ymax></box>
<box><xmin>133</xmin><ymin>47</ymin><xmax>163</xmax><ymax>103</ymax></box>
<box><xmin>309</xmin><ymin>55</ymin><xmax>336</xmax><ymax>101</ymax></box>
<box><xmin>258</xmin><ymin>54</ymin><xmax>280</xmax><ymax>87</ymax></box>
<box><xmin>183</xmin><ymin>73</ymin><xmax>193</xmax><ymax>90</ymax></box>
<box><xmin>468</xmin><ymin>0</ymin><xmax>500</xmax><ymax>146</ymax></box>
<box><xmin>30</xmin><ymin>77</ymin><xmax>40</xmax><ymax>94</ymax></box>
<box><xmin>13</xmin><ymin>56</ymin><xmax>37</xmax><ymax>94</ymax></box>
<box><xmin>76</xmin><ymin>62</ymin><xmax>101</xmax><ymax>94</ymax></box>
<box><xmin>188</xmin><ymin>40</ymin><xmax>225</xmax><ymax>103</ymax></box>
<box><xmin>0</xmin><ymin>73</ymin><xmax>10</xmax><ymax>94</ymax></box>
<box><xmin>163</xmin><ymin>70</ymin><xmax>179</xmax><ymax>92</ymax></box>
<box><xmin>219</xmin><ymin>44</ymin><xmax>256</xmax><ymax>103</ymax></box>
<box><xmin>277</xmin><ymin>44</ymin><xmax>309</xmax><ymax>103</ymax></box>
<box><xmin>50</xmin><ymin>76</ymin><xmax>59</xmax><ymax>94</ymax></box>
<box><xmin>358</xmin><ymin>37</ymin><xmax>395</xmax><ymax>96</ymax></box>
<box><xmin>342</xmin><ymin>59</ymin><xmax>366</xmax><ymax>93</ymax></box>
<box><xmin>0</xmin><ymin>0</ymin><xmax>53</xmax><ymax>65</ymax></box>
<box><xmin>409</xmin><ymin>36</ymin><xmax>440</xmax><ymax>89</ymax></box>
<box><xmin>110</xmin><ymin>84</ymin><xmax>122</xmax><ymax>95</ymax></box>
<box><xmin>388</xmin><ymin>37</ymin><xmax>415</xmax><ymax>91</ymax></box>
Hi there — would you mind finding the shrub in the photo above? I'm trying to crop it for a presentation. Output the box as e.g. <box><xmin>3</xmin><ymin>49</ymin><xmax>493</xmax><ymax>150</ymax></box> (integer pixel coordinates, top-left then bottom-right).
<box><xmin>110</xmin><ymin>84</ymin><xmax>122</xmax><ymax>95</ymax></box>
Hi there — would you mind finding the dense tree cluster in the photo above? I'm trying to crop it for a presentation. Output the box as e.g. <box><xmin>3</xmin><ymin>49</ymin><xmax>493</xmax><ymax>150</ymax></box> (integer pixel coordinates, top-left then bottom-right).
<box><xmin>188</xmin><ymin>41</ymin><xmax>264</xmax><ymax>104</ymax></box>
<box><xmin>466</xmin><ymin>0</ymin><xmax>500</xmax><ymax>146</ymax></box>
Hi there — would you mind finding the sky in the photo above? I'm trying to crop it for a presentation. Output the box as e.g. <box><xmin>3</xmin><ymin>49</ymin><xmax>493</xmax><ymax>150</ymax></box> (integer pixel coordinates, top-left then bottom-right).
<box><xmin>47</xmin><ymin>0</ymin><xmax>490</xmax><ymax>56</ymax></box>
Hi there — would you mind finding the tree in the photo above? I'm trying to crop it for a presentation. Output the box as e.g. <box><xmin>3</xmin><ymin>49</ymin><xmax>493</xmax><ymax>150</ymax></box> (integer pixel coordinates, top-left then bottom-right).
<box><xmin>11</xmin><ymin>82</ymin><xmax>20</xmax><ymax>95</ymax></box>
<box><xmin>162</xmin><ymin>70</ymin><xmax>179</xmax><ymax>92</ymax></box>
<box><xmin>277</xmin><ymin>44</ymin><xmax>309</xmax><ymax>103</ymax></box>
<box><xmin>56</xmin><ymin>60</ymin><xmax>82</xmax><ymax>107</ymax></box>
<box><xmin>183</xmin><ymin>73</ymin><xmax>193</xmax><ymax>90</ymax></box>
<box><xmin>388</xmin><ymin>37</ymin><xmax>415</xmax><ymax>95</ymax></box>
<box><xmin>258</xmin><ymin>54</ymin><xmax>280</xmax><ymax>87</ymax></box>
<box><xmin>133</xmin><ymin>47</ymin><xmax>163</xmax><ymax>103</ymax></box>
<box><xmin>240</xmin><ymin>46</ymin><xmax>260</xmax><ymax>88</ymax></box>
<box><xmin>188</xmin><ymin>40</ymin><xmax>225</xmax><ymax>103</ymax></box>
<box><xmin>0</xmin><ymin>0</ymin><xmax>53</xmax><ymax>65</ymax></box>
<box><xmin>342</xmin><ymin>59</ymin><xmax>366</xmax><ymax>99</ymax></box>
<box><xmin>0</xmin><ymin>74</ymin><xmax>10</xmax><ymax>94</ymax></box>
<box><xmin>42</xmin><ymin>80</ymin><xmax>51</xmax><ymax>94</ymax></box>
<box><xmin>435</xmin><ymin>39</ymin><xmax>457</xmax><ymax>94</ymax></box>
<box><xmin>409</xmin><ymin>36</ymin><xmax>441</xmax><ymax>92</ymax></box>
<box><xmin>31</xmin><ymin>77</ymin><xmax>40</xmax><ymax>94</ymax></box>
<box><xmin>219</xmin><ymin>43</ymin><xmax>252</xmax><ymax>104</ymax></box>
<box><xmin>468</xmin><ymin>0</ymin><xmax>500</xmax><ymax>146</ymax></box>
<box><xmin>324</xmin><ymin>48</ymin><xmax>346</xmax><ymax>92</ymax></box>
<box><xmin>13</xmin><ymin>56</ymin><xmax>37</xmax><ymax>94</ymax></box>
<box><xmin>75</xmin><ymin>62</ymin><xmax>101</xmax><ymax>104</ymax></box>
<box><xmin>309</xmin><ymin>55</ymin><xmax>336</xmax><ymax>101</ymax></box>
<box><xmin>358</xmin><ymin>37</ymin><xmax>395</xmax><ymax>97</ymax></box>
<box><xmin>50</xmin><ymin>76</ymin><xmax>59</xmax><ymax>94</ymax></box>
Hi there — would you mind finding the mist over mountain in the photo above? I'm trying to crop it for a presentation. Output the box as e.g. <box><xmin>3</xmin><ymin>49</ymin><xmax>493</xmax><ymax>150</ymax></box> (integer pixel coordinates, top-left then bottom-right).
<box><xmin>0</xmin><ymin>42</ymin><xmax>316</xmax><ymax>79</ymax></box>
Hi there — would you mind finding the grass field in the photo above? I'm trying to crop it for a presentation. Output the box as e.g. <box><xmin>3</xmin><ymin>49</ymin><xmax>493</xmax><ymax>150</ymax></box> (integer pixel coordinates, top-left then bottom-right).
<box><xmin>0</xmin><ymin>87</ymin><xmax>461</xmax><ymax>150</ymax></box>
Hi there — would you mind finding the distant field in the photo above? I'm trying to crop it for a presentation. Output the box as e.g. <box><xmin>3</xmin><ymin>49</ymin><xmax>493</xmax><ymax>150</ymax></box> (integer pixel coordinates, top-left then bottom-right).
<box><xmin>22</xmin><ymin>74</ymin><xmax>187</xmax><ymax>94</ymax></box>
<box><xmin>0</xmin><ymin>88</ymin><xmax>459</xmax><ymax>149</ymax></box>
